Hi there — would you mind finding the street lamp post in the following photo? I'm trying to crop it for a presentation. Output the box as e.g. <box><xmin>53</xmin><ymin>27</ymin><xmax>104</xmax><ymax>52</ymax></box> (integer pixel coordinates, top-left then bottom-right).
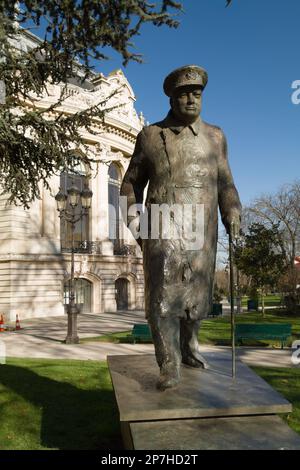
<box><xmin>55</xmin><ymin>183</ymin><xmax>93</xmax><ymax>344</ymax></box>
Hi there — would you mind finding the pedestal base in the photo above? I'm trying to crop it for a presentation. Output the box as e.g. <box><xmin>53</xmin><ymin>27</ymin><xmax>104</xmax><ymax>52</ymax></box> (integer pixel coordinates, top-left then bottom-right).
<box><xmin>129</xmin><ymin>415</ymin><xmax>300</xmax><ymax>450</ymax></box>
<box><xmin>107</xmin><ymin>352</ymin><xmax>300</xmax><ymax>450</ymax></box>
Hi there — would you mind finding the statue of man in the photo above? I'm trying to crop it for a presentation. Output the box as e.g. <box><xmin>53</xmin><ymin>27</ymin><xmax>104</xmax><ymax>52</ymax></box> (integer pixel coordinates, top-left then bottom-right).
<box><xmin>120</xmin><ymin>65</ymin><xmax>241</xmax><ymax>390</ymax></box>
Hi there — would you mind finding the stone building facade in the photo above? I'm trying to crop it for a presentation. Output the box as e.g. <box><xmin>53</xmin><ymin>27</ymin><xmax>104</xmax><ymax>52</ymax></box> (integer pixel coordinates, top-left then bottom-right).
<box><xmin>0</xmin><ymin>32</ymin><xmax>145</xmax><ymax>320</ymax></box>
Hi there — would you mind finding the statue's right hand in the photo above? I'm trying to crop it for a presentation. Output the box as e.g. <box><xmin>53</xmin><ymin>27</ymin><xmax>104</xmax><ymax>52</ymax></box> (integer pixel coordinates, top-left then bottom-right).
<box><xmin>136</xmin><ymin>237</ymin><xmax>143</xmax><ymax>251</ymax></box>
<box><xmin>128</xmin><ymin>216</ymin><xmax>143</xmax><ymax>251</ymax></box>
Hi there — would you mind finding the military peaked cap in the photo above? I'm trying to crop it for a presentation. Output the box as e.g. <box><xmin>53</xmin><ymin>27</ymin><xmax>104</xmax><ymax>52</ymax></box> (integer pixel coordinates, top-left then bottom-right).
<box><xmin>163</xmin><ymin>65</ymin><xmax>208</xmax><ymax>97</ymax></box>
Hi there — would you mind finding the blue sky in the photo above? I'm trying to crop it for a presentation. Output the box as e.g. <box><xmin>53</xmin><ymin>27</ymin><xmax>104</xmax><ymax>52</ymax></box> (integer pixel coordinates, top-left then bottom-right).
<box><xmin>93</xmin><ymin>0</ymin><xmax>300</xmax><ymax>207</ymax></box>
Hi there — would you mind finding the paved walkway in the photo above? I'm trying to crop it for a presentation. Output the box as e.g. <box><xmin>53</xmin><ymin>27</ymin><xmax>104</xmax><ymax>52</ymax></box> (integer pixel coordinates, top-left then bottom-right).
<box><xmin>0</xmin><ymin>312</ymin><xmax>297</xmax><ymax>368</ymax></box>
<box><xmin>6</xmin><ymin>310</ymin><xmax>147</xmax><ymax>340</ymax></box>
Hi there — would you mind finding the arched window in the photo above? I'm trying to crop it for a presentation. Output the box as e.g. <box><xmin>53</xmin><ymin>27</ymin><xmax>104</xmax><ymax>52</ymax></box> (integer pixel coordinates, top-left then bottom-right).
<box><xmin>108</xmin><ymin>162</ymin><xmax>122</xmax><ymax>252</ymax></box>
<box><xmin>60</xmin><ymin>159</ymin><xmax>91</xmax><ymax>251</ymax></box>
<box><xmin>64</xmin><ymin>278</ymin><xmax>92</xmax><ymax>313</ymax></box>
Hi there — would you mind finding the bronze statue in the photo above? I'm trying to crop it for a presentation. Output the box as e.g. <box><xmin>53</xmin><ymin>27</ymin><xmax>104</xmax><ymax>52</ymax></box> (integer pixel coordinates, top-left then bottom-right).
<box><xmin>120</xmin><ymin>65</ymin><xmax>241</xmax><ymax>390</ymax></box>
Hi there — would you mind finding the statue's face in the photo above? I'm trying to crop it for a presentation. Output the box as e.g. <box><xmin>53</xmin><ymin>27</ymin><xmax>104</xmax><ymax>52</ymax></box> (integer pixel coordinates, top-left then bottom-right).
<box><xmin>170</xmin><ymin>85</ymin><xmax>202</xmax><ymax>125</ymax></box>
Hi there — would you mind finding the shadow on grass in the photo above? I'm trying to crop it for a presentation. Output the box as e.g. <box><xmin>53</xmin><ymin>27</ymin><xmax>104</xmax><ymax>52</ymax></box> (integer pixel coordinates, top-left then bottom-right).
<box><xmin>0</xmin><ymin>363</ymin><xmax>122</xmax><ymax>450</ymax></box>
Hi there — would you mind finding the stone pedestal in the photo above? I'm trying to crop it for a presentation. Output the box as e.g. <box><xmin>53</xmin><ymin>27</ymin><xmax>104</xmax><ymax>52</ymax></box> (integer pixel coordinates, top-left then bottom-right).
<box><xmin>107</xmin><ymin>352</ymin><xmax>300</xmax><ymax>450</ymax></box>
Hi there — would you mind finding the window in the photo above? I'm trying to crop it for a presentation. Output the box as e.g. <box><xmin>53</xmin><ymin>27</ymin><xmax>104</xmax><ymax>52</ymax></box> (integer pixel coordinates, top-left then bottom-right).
<box><xmin>60</xmin><ymin>160</ymin><xmax>90</xmax><ymax>251</ymax></box>
<box><xmin>108</xmin><ymin>162</ymin><xmax>122</xmax><ymax>252</ymax></box>
<box><xmin>64</xmin><ymin>278</ymin><xmax>92</xmax><ymax>313</ymax></box>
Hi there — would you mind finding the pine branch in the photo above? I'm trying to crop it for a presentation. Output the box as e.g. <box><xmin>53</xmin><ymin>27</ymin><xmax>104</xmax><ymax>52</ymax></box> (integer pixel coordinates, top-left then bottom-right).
<box><xmin>0</xmin><ymin>1</ymin><xmax>183</xmax><ymax>207</ymax></box>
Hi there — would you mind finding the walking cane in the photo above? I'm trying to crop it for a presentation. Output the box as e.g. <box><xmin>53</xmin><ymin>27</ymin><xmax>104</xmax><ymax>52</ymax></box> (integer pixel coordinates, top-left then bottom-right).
<box><xmin>229</xmin><ymin>226</ymin><xmax>236</xmax><ymax>379</ymax></box>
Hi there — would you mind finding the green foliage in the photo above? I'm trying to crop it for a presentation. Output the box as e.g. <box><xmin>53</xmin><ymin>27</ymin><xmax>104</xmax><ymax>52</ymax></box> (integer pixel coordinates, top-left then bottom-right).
<box><xmin>213</xmin><ymin>284</ymin><xmax>224</xmax><ymax>303</ymax></box>
<box><xmin>235</xmin><ymin>223</ymin><xmax>287</xmax><ymax>293</ymax></box>
<box><xmin>248</xmin><ymin>286</ymin><xmax>259</xmax><ymax>301</ymax></box>
<box><xmin>0</xmin><ymin>1</ymin><xmax>182</xmax><ymax>207</ymax></box>
<box><xmin>1</xmin><ymin>1</ymin><xmax>182</xmax><ymax>74</ymax></box>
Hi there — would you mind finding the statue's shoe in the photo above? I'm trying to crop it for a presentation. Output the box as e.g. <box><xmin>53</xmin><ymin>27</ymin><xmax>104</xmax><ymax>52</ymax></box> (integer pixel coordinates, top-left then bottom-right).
<box><xmin>157</xmin><ymin>374</ymin><xmax>180</xmax><ymax>391</ymax></box>
<box><xmin>156</xmin><ymin>363</ymin><xmax>180</xmax><ymax>391</ymax></box>
<box><xmin>182</xmin><ymin>353</ymin><xmax>209</xmax><ymax>369</ymax></box>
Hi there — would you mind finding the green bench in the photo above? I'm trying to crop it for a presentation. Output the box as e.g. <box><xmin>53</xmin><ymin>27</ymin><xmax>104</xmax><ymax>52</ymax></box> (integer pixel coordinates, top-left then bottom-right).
<box><xmin>235</xmin><ymin>323</ymin><xmax>292</xmax><ymax>349</ymax></box>
<box><xmin>124</xmin><ymin>323</ymin><xmax>152</xmax><ymax>344</ymax></box>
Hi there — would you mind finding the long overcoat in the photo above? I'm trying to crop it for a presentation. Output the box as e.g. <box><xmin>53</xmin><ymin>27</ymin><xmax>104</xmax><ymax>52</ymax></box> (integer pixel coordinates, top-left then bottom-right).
<box><xmin>120</xmin><ymin>112</ymin><xmax>242</xmax><ymax>321</ymax></box>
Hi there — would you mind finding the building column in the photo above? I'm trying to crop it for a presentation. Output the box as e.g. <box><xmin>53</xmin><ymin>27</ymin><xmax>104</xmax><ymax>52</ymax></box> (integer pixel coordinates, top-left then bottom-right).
<box><xmin>95</xmin><ymin>160</ymin><xmax>114</xmax><ymax>255</ymax></box>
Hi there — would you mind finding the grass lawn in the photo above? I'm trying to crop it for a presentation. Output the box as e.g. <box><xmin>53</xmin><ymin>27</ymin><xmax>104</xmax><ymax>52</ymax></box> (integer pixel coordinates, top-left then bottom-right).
<box><xmin>242</xmin><ymin>295</ymin><xmax>283</xmax><ymax>308</ymax></box>
<box><xmin>81</xmin><ymin>310</ymin><xmax>300</xmax><ymax>348</ymax></box>
<box><xmin>0</xmin><ymin>358</ymin><xmax>121</xmax><ymax>450</ymax></box>
<box><xmin>199</xmin><ymin>310</ymin><xmax>300</xmax><ymax>347</ymax></box>
<box><xmin>0</xmin><ymin>358</ymin><xmax>300</xmax><ymax>450</ymax></box>
<box><xmin>253</xmin><ymin>367</ymin><xmax>300</xmax><ymax>435</ymax></box>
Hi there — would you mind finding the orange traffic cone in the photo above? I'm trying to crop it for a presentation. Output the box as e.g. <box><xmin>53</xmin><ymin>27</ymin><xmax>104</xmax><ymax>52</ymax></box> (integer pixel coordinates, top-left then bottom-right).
<box><xmin>0</xmin><ymin>314</ymin><xmax>4</xmax><ymax>332</ymax></box>
<box><xmin>16</xmin><ymin>314</ymin><xmax>21</xmax><ymax>330</ymax></box>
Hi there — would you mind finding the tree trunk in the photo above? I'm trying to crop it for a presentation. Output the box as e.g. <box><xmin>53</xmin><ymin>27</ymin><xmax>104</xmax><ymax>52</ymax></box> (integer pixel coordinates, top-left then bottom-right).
<box><xmin>261</xmin><ymin>288</ymin><xmax>265</xmax><ymax>317</ymax></box>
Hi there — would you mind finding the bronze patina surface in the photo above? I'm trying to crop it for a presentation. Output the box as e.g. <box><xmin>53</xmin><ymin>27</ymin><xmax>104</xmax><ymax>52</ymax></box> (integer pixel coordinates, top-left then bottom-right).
<box><xmin>107</xmin><ymin>353</ymin><xmax>292</xmax><ymax>423</ymax></box>
<box><xmin>121</xmin><ymin>65</ymin><xmax>242</xmax><ymax>390</ymax></box>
